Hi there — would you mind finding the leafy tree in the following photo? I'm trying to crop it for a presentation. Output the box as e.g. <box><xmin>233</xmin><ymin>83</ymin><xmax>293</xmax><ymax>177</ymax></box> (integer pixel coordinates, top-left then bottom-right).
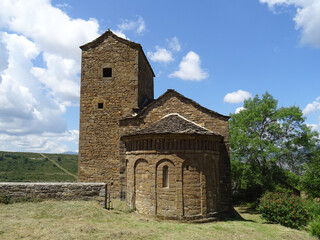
<box><xmin>229</xmin><ymin>92</ymin><xmax>319</xmax><ymax>197</ymax></box>
<box><xmin>301</xmin><ymin>152</ymin><xmax>320</xmax><ymax>198</ymax></box>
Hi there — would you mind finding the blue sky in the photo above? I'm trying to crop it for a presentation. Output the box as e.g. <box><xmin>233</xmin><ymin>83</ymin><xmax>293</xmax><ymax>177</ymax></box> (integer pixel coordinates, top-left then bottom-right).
<box><xmin>0</xmin><ymin>0</ymin><xmax>319</xmax><ymax>153</ymax></box>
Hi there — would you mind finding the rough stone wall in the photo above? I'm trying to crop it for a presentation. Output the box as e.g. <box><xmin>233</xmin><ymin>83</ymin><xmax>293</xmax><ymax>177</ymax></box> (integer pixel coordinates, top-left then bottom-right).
<box><xmin>134</xmin><ymin>95</ymin><xmax>231</xmax><ymax>215</ymax></box>
<box><xmin>138</xmin><ymin>51</ymin><xmax>154</xmax><ymax>108</ymax></box>
<box><xmin>121</xmin><ymin>93</ymin><xmax>232</xmax><ymax>216</ymax></box>
<box><xmin>182</xmin><ymin>161</ymin><xmax>201</xmax><ymax>216</ymax></box>
<box><xmin>136</xmin><ymin>94</ymin><xmax>229</xmax><ymax>141</ymax></box>
<box><xmin>0</xmin><ymin>182</ymin><xmax>105</xmax><ymax>202</ymax></box>
<box><xmin>124</xmin><ymin>137</ymin><xmax>220</xmax><ymax>219</ymax></box>
<box><xmin>79</xmin><ymin>36</ymin><xmax>154</xmax><ymax>196</ymax></box>
<box><xmin>156</xmin><ymin>159</ymin><xmax>176</xmax><ymax>216</ymax></box>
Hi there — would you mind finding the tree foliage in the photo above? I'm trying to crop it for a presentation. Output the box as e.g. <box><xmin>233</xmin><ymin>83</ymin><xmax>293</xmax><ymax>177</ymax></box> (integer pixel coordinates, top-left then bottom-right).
<box><xmin>301</xmin><ymin>152</ymin><xmax>320</xmax><ymax>198</ymax></box>
<box><xmin>229</xmin><ymin>92</ymin><xmax>319</xmax><ymax>198</ymax></box>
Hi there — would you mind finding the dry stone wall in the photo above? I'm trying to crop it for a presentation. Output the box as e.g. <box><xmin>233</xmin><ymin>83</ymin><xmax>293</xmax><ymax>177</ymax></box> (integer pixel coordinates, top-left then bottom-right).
<box><xmin>0</xmin><ymin>182</ymin><xmax>105</xmax><ymax>202</ymax></box>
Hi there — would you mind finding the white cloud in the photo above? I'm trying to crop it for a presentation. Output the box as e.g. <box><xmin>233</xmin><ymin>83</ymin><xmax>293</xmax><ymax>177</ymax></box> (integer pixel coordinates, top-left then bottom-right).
<box><xmin>0</xmin><ymin>0</ymin><xmax>99</xmax><ymax>59</ymax></box>
<box><xmin>0</xmin><ymin>0</ymin><xmax>101</xmax><ymax>151</ymax></box>
<box><xmin>260</xmin><ymin>0</ymin><xmax>320</xmax><ymax>48</ymax></box>
<box><xmin>147</xmin><ymin>47</ymin><xmax>174</xmax><ymax>63</ymax></box>
<box><xmin>169</xmin><ymin>51</ymin><xmax>208</xmax><ymax>81</ymax></box>
<box><xmin>302</xmin><ymin>96</ymin><xmax>320</xmax><ymax>114</ymax></box>
<box><xmin>118</xmin><ymin>16</ymin><xmax>145</xmax><ymax>34</ymax></box>
<box><xmin>235</xmin><ymin>107</ymin><xmax>246</xmax><ymax>114</ymax></box>
<box><xmin>112</xmin><ymin>30</ymin><xmax>127</xmax><ymax>39</ymax></box>
<box><xmin>224</xmin><ymin>90</ymin><xmax>252</xmax><ymax>104</ymax></box>
<box><xmin>0</xmin><ymin>33</ymin><xmax>67</xmax><ymax>135</ymax></box>
<box><xmin>31</xmin><ymin>53</ymin><xmax>80</xmax><ymax>103</ymax></box>
<box><xmin>148</xmin><ymin>37</ymin><xmax>180</xmax><ymax>63</ymax></box>
<box><xmin>113</xmin><ymin>16</ymin><xmax>146</xmax><ymax>39</ymax></box>
<box><xmin>0</xmin><ymin>130</ymin><xmax>79</xmax><ymax>153</ymax></box>
<box><xmin>167</xmin><ymin>37</ymin><xmax>181</xmax><ymax>52</ymax></box>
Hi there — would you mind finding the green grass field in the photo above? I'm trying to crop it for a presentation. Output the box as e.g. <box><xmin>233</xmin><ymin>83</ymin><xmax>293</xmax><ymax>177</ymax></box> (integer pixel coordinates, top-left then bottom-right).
<box><xmin>0</xmin><ymin>201</ymin><xmax>316</xmax><ymax>240</ymax></box>
<box><xmin>0</xmin><ymin>151</ymin><xmax>78</xmax><ymax>182</ymax></box>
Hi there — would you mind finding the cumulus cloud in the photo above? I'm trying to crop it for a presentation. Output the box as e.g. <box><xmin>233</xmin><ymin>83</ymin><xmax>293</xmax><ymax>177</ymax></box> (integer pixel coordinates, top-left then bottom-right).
<box><xmin>31</xmin><ymin>53</ymin><xmax>80</xmax><ymax>103</ymax></box>
<box><xmin>147</xmin><ymin>37</ymin><xmax>180</xmax><ymax>63</ymax></box>
<box><xmin>147</xmin><ymin>47</ymin><xmax>174</xmax><ymax>63</ymax></box>
<box><xmin>303</xmin><ymin>96</ymin><xmax>320</xmax><ymax>114</ymax></box>
<box><xmin>0</xmin><ymin>0</ymin><xmax>99</xmax><ymax>59</ymax></box>
<box><xmin>260</xmin><ymin>0</ymin><xmax>320</xmax><ymax>48</ymax></box>
<box><xmin>0</xmin><ymin>0</ymin><xmax>101</xmax><ymax>151</ymax></box>
<box><xmin>235</xmin><ymin>107</ymin><xmax>246</xmax><ymax>114</ymax></box>
<box><xmin>0</xmin><ymin>33</ymin><xmax>67</xmax><ymax>136</ymax></box>
<box><xmin>224</xmin><ymin>90</ymin><xmax>252</xmax><ymax>104</ymax></box>
<box><xmin>169</xmin><ymin>51</ymin><xmax>208</xmax><ymax>81</ymax></box>
<box><xmin>0</xmin><ymin>130</ymin><xmax>79</xmax><ymax>153</ymax></box>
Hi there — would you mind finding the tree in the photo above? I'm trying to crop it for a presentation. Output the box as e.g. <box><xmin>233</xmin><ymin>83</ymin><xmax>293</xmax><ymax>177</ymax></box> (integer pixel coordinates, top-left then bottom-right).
<box><xmin>229</xmin><ymin>92</ymin><xmax>319</xmax><ymax>198</ymax></box>
<box><xmin>301</xmin><ymin>150</ymin><xmax>320</xmax><ymax>198</ymax></box>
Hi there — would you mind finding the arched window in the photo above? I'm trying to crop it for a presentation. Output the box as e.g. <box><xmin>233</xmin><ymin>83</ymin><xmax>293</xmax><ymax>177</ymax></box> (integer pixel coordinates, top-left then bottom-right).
<box><xmin>163</xmin><ymin>165</ymin><xmax>169</xmax><ymax>187</ymax></box>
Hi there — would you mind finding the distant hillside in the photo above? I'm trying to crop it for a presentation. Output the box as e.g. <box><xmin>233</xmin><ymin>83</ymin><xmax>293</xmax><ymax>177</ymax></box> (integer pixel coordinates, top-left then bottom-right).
<box><xmin>63</xmin><ymin>151</ymin><xmax>78</xmax><ymax>155</ymax></box>
<box><xmin>0</xmin><ymin>151</ymin><xmax>78</xmax><ymax>182</ymax></box>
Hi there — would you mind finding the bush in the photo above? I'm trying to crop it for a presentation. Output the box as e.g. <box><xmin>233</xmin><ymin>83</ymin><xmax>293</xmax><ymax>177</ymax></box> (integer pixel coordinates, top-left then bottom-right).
<box><xmin>310</xmin><ymin>220</ymin><xmax>320</xmax><ymax>238</ymax></box>
<box><xmin>258</xmin><ymin>192</ymin><xmax>309</xmax><ymax>229</ymax></box>
<box><xmin>0</xmin><ymin>194</ymin><xmax>12</xmax><ymax>204</ymax></box>
<box><xmin>304</xmin><ymin>199</ymin><xmax>320</xmax><ymax>220</ymax></box>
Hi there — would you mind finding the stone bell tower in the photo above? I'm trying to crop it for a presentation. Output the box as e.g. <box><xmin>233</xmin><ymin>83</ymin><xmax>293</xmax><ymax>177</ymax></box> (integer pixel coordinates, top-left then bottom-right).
<box><xmin>78</xmin><ymin>30</ymin><xmax>154</xmax><ymax>194</ymax></box>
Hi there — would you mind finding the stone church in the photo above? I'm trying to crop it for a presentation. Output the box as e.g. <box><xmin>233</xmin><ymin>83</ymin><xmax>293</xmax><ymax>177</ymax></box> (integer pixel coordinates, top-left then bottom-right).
<box><xmin>78</xmin><ymin>30</ymin><xmax>232</xmax><ymax>220</ymax></box>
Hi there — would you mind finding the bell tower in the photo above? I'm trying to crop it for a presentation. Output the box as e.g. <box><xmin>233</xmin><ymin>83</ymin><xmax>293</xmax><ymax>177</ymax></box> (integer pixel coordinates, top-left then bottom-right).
<box><xmin>78</xmin><ymin>30</ymin><xmax>154</xmax><ymax>194</ymax></box>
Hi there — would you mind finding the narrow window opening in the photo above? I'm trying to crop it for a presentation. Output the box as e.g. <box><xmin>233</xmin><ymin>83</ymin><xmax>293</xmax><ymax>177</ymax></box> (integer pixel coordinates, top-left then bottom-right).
<box><xmin>186</xmin><ymin>165</ymin><xmax>189</xmax><ymax>171</ymax></box>
<box><xmin>163</xmin><ymin>165</ymin><xmax>168</xmax><ymax>188</ymax></box>
<box><xmin>98</xmin><ymin>102</ymin><xmax>104</xmax><ymax>109</ymax></box>
<box><xmin>103</xmin><ymin>68</ymin><xmax>112</xmax><ymax>77</ymax></box>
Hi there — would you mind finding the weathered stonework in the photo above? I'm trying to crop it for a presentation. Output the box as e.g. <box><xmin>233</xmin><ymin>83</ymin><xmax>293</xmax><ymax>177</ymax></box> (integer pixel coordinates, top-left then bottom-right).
<box><xmin>78</xmin><ymin>30</ymin><xmax>232</xmax><ymax>220</ymax></box>
<box><xmin>78</xmin><ymin>30</ymin><xmax>154</xmax><ymax>195</ymax></box>
<box><xmin>0</xmin><ymin>182</ymin><xmax>105</xmax><ymax>202</ymax></box>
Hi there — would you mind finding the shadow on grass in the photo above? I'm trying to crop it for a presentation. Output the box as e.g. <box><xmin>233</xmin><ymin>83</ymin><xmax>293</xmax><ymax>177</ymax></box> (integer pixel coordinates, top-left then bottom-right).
<box><xmin>237</xmin><ymin>206</ymin><xmax>259</xmax><ymax>215</ymax></box>
<box><xmin>222</xmin><ymin>207</ymin><xmax>258</xmax><ymax>223</ymax></box>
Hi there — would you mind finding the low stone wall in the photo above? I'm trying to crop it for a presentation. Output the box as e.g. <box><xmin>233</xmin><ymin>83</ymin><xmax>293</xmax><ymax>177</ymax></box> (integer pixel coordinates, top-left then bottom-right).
<box><xmin>0</xmin><ymin>182</ymin><xmax>106</xmax><ymax>202</ymax></box>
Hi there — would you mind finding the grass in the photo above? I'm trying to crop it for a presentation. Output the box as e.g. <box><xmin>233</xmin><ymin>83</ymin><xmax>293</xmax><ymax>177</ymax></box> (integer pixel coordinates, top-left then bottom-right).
<box><xmin>0</xmin><ymin>201</ymin><xmax>317</xmax><ymax>240</ymax></box>
<box><xmin>0</xmin><ymin>151</ymin><xmax>78</xmax><ymax>182</ymax></box>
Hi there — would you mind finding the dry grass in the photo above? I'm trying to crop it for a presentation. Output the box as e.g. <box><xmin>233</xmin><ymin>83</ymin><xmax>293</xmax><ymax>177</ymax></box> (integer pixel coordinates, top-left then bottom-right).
<box><xmin>0</xmin><ymin>201</ymin><xmax>317</xmax><ymax>240</ymax></box>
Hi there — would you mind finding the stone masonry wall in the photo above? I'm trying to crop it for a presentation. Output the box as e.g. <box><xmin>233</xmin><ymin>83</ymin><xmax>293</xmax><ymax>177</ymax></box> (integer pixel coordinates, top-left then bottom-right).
<box><xmin>124</xmin><ymin>138</ymin><xmax>220</xmax><ymax>220</ymax></box>
<box><xmin>134</xmin><ymin>95</ymin><xmax>232</xmax><ymax>215</ymax></box>
<box><xmin>121</xmin><ymin>93</ymin><xmax>232</xmax><ymax>215</ymax></box>
<box><xmin>138</xmin><ymin>51</ymin><xmax>154</xmax><ymax>108</ymax></box>
<box><xmin>79</xmin><ymin>34</ymin><xmax>154</xmax><ymax>198</ymax></box>
<box><xmin>0</xmin><ymin>182</ymin><xmax>105</xmax><ymax>202</ymax></box>
<box><xmin>79</xmin><ymin>36</ymin><xmax>139</xmax><ymax>193</ymax></box>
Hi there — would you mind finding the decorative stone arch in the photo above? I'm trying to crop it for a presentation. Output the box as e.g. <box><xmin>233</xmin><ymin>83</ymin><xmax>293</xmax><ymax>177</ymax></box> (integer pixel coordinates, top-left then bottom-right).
<box><xmin>133</xmin><ymin>158</ymin><xmax>150</xmax><ymax>214</ymax></box>
<box><xmin>155</xmin><ymin>159</ymin><xmax>176</xmax><ymax>216</ymax></box>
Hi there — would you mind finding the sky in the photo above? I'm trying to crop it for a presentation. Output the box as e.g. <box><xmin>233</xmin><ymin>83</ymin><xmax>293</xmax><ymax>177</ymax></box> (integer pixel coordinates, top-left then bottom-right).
<box><xmin>0</xmin><ymin>0</ymin><xmax>319</xmax><ymax>153</ymax></box>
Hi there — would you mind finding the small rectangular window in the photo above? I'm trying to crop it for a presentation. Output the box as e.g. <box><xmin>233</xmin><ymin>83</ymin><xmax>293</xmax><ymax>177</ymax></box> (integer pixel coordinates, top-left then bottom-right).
<box><xmin>98</xmin><ymin>103</ymin><xmax>104</xmax><ymax>109</ymax></box>
<box><xmin>163</xmin><ymin>166</ymin><xmax>168</xmax><ymax>188</ymax></box>
<box><xmin>103</xmin><ymin>68</ymin><xmax>112</xmax><ymax>77</ymax></box>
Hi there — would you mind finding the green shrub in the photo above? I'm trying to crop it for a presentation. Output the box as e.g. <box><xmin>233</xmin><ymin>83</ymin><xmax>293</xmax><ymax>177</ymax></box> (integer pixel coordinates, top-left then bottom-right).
<box><xmin>304</xmin><ymin>199</ymin><xmax>320</xmax><ymax>220</ymax></box>
<box><xmin>310</xmin><ymin>220</ymin><xmax>320</xmax><ymax>238</ymax></box>
<box><xmin>0</xmin><ymin>194</ymin><xmax>11</xmax><ymax>204</ymax></box>
<box><xmin>258</xmin><ymin>192</ymin><xmax>309</xmax><ymax>229</ymax></box>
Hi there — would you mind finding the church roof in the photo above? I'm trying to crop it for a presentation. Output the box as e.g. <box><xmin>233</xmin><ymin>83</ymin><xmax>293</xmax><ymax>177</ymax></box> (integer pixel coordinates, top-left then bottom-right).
<box><xmin>80</xmin><ymin>29</ymin><xmax>155</xmax><ymax>77</ymax></box>
<box><xmin>122</xmin><ymin>89</ymin><xmax>230</xmax><ymax>121</ymax></box>
<box><xmin>123</xmin><ymin>113</ymin><xmax>222</xmax><ymax>137</ymax></box>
